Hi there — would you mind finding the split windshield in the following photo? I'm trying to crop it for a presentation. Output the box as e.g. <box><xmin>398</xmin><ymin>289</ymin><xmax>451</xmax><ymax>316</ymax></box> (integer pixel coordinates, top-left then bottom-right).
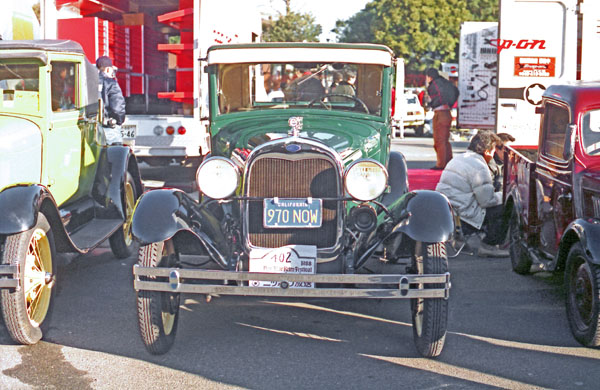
<box><xmin>582</xmin><ymin>109</ymin><xmax>600</xmax><ymax>156</ymax></box>
<box><xmin>216</xmin><ymin>62</ymin><xmax>384</xmax><ymax>116</ymax></box>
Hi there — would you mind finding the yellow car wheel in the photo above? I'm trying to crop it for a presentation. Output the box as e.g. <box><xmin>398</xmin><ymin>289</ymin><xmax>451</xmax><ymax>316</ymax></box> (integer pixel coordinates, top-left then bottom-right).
<box><xmin>1</xmin><ymin>213</ymin><xmax>55</xmax><ymax>345</ymax></box>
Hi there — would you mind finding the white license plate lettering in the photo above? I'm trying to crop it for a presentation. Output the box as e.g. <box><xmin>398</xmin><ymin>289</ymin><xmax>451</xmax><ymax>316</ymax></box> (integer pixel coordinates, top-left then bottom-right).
<box><xmin>249</xmin><ymin>245</ymin><xmax>316</xmax><ymax>288</ymax></box>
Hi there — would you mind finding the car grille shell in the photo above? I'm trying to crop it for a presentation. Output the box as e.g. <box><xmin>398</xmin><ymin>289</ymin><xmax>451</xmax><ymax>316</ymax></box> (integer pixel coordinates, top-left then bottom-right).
<box><xmin>246</xmin><ymin>153</ymin><xmax>340</xmax><ymax>248</ymax></box>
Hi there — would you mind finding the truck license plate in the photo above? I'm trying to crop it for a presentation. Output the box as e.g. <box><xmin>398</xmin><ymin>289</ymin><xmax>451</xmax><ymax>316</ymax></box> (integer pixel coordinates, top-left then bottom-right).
<box><xmin>263</xmin><ymin>198</ymin><xmax>322</xmax><ymax>228</ymax></box>
<box><xmin>121</xmin><ymin>124</ymin><xmax>137</xmax><ymax>138</ymax></box>
<box><xmin>249</xmin><ymin>245</ymin><xmax>316</xmax><ymax>288</ymax></box>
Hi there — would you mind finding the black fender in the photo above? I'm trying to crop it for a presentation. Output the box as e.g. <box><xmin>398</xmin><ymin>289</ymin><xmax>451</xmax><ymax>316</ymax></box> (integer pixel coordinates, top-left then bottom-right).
<box><xmin>391</xmin><ymin>190</ymin><xmax>454</xmax><ymax>243</ymax></box>
<box><xmin>131</xmin><ymin>189</ymin><xmax>231</xmax><ymax>267</ymax></box>
<box><xmin>95</xmin><ymin>145</ymin><xmax>143</xmax><ymax>219</ymax></box>
<box><xmin>558</xmin><ymin>219</ymin><xmax>600</xmax><ymax>268</ymax></box>
<box><xmin>381</xmin><ymin>151</ymin><xmax>409</xmax><ymax>207</ymax></box>
<box><xmin>0</xmin><ymin>184</ymin><xmax>81</xmax><ymax>253</ymax></box>
<box><xmin>0</xmin><ymin>184</ymin><xmax>55</xmax><ymax>234</ymax></box>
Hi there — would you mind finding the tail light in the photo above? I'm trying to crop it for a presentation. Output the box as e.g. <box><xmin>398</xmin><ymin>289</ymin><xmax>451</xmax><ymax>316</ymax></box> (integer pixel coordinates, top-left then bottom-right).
<box><xmin>177</xmin><ymin>126</ymin><xmax>186</xmax><ymax>135</ymax></box>
<box><xmin>166</xmin><ymin>126</ymin><xmax>175</xmax><ymax>135</ymax></box>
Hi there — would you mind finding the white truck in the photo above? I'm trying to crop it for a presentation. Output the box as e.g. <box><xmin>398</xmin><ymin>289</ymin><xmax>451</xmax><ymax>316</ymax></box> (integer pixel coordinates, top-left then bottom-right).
<box><xmin>123</xmin><ymin>0</ymin><xmax>262</xmax><ymax>165</ymax></box>
<box><xmin>39</xmin><ymin>0</ymin><xmax>261</xmax><ymax>166</ymax></box>
<box><xmin>495</xmin><ymin>0</ymin><xmax>600</xmax><ymax>146</ymax></box>
<box><xmin>124</xmin><ymin>0</ymin><xmax>261</xmax><ymax>166</ymax></box>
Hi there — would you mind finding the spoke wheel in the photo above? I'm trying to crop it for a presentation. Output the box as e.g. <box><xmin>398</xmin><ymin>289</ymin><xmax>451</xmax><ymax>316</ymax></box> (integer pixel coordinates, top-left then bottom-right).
<box><xmin>509</xmin><ymin>206</ymin><xmax>532</xmax><ymax>274</ymax></box>
<box><xmin>411</xmin><ymin>241</ymin><xmax>449</xmax><ymax>358</ymax></box>
<box><xmin>136</xmin><ymin>240</ymin><xmax>181</xmax><ymax>354</ymax></box>
<box><xmin>565</xmin><ymin>242</ymin><xmax>600</xmax><ymax>347</ymax></box>
<box><xmin>109</xmin><ymin>171</ymin><xmax>138</xmax><ymax>258</ymax></box>
<box><xmin>1</xmin><ymin>213</ymin><xmax>55</xmax><ymax>345</ymax></box>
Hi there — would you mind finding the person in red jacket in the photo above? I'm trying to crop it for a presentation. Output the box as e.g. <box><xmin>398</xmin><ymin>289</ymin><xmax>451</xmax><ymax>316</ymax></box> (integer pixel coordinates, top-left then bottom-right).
<box><xmin>425</xmin><ymin>68</ymin><xmax>459</xmax><ymax>169</ymax></box>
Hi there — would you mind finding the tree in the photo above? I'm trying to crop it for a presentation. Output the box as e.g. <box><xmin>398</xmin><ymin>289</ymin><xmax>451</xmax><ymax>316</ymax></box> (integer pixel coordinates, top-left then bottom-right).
<box><xmin>262</xmin><ymin>1</ymin><xmax>322</xmax><ymax>43</ymax></box>
<box><xmin>336</xmin><ymin>0</ymin><xmax>497</xmax><ymax>71</ymax></box>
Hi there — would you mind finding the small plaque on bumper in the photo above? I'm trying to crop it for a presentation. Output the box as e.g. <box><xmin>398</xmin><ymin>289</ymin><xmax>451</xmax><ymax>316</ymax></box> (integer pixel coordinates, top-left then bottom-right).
<box><xmin>249</xmin><ymin>245</ymin><xmax>316</xmax><ymax>288</ymax></box>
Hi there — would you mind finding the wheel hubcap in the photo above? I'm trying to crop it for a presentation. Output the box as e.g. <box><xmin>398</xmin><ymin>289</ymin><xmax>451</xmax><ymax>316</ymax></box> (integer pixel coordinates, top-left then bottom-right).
<box><xmin>573</xmin><ymin>263</ymin><xmax>593</xmax><ymax>326</ymax></box>
<box><xmin>24</xmin><ymin>228</ymin><xmax>53</xmax><ymax>326</ymax></box>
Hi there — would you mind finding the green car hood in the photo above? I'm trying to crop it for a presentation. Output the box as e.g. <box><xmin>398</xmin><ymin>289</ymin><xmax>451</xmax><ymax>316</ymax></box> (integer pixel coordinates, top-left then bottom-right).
<box><xmin>0</xmin><ymin>115</ymin><xmax>42</xmax><ymax>191</ymax></box>
<box><xmin>212</xmin><ymin>114</ymin><xmax>385</xmax><ymax>165</ymax></box>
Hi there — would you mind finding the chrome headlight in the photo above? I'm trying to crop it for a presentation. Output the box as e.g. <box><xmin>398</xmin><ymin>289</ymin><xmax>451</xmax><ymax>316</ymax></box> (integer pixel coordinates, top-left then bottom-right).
<box><xmin>196</xmin><ymin>157</ymin><xmax>239</xmax><ymax>199</ymax></box>
<box><xmin>344</xmin><ymin>159</ymin><xmax>388</xmax><ymax>201</ymax></box>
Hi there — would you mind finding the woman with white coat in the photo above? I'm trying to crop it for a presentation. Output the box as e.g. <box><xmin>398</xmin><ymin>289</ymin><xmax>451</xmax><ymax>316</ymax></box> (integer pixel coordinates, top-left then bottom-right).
<box><xmin>436</xmin><ymin>131</ymin><xmax>509</xmax><ymax>257</ymax></box>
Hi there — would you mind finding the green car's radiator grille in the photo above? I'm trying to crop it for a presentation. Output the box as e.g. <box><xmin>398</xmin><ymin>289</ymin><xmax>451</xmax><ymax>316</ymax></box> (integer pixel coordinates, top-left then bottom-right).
<box><xmin>247</xmin><ymin>156</ymin><xmax>339</xmax><ymax>248</ymax></box>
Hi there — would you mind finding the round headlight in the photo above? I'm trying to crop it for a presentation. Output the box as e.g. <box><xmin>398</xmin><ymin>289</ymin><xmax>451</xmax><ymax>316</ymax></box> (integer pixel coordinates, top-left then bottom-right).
<box><xmin>344</xmin><ymin>160</ymin><xmax>388</xmax><ymax>201</ymax></box>
<box><xmin>196</xmin><ymin>157</ymin><xmax>239</xmax><ymax>199</ymax></box>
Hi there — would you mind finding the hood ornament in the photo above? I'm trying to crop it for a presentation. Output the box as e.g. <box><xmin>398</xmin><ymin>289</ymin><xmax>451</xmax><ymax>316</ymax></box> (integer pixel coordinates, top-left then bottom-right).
<box><xmin>288</xmin><ymin>116</ymin><xmax>303</xmax><ymax>137</ymax></box>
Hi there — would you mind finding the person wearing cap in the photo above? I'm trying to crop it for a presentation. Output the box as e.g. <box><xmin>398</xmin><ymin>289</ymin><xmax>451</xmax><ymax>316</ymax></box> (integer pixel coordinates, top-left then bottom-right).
<box><xmin>425</xmin><ymin>68</ymin><xmax>459</xmax><ymax>169</ymax></box>
<box><xmin>96</xmin><ymin>55</ymin><xmax>125</xmax><ymax>145</ymax></box>
<box><xmin>333</xmin><ymin>70</ymin><xmax>356</xmax><ymax>96</ymax></box>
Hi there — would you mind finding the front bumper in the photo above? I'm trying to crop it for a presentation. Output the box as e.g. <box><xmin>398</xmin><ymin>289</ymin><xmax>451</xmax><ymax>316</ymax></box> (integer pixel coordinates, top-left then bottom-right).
<box><xmin>0</xmin><ymin>265</ymin><xmax>19</xmax><ymax>288</ymax></box>
<box><xmin>133</xmin><ymin>265</ymin><xmax>451</xmax><ymax>299</ymax></box>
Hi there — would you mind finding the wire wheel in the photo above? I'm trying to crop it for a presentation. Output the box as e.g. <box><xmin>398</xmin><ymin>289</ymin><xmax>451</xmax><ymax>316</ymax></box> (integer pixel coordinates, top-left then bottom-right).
<box><xmin>1</xmin><ymin>213</ymin><xmax>55</xmax><ymax>345</ymax></box>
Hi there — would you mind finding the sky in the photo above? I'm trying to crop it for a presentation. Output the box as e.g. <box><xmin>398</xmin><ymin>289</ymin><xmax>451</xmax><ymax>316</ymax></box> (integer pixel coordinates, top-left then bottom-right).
<box><xmin>255</xmin><ymin>0</ymin><xmax>370</xmax><ymax>42</ymax></box>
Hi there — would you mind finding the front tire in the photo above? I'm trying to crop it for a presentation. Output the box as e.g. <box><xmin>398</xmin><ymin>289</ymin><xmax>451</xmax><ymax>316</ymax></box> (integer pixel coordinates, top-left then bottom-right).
<box><xmin>414</xmin><ymin>125</ymin><xmax>424</xmax><ymax>137</ymax></box>
<box><xmin>509</xmin><ymin>206</ymin><xmax>532</xmax><ymax>274</ymax></box>
<box><xmin>411</xmin><ymin>241</ymin><xmax>449</xmax><ymax>358</ymax></box>
<box><xmin>1</xmin><ymin>213</ymin><xmax>55</xmax><ymax>345</ymax></box>
<box><xmin>565</xmin><ymin>242</ymin><xmax>600</xmax><ymax>347</ymax></box>
<box><xmin>109</xmin><ymin>172</ymin><xmax>138</xmax><ymax>258</ymax></box>
<box><xmin>136</xmin><ymin>240</ymin><xmax>181</xmax><ymax>354</ymax></box>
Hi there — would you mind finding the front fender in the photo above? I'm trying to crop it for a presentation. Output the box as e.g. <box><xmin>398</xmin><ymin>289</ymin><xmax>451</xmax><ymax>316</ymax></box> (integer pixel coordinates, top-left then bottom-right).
<box><xmin>0</xmin><ymin>184</ymin><xmax>54</xmax><ymax>234</ymax></box>
<box><xmin>559</xmin><ymin>219</ymin><xmax>600</xmax><ymax>266</ymax></box>
<box><xmin>104</xmin><ymin>145</ymin><xmax>142</xmax><ymax>219</ymax></box>
<box><xmin>131</xmin><ymin>189</ymin><xmax>195</xmax><ymax>245</ymax></box>
<box><xmin>391</xmin><ymin>190</ymin><xmax>454</xmax><ymax>243</ymax></box>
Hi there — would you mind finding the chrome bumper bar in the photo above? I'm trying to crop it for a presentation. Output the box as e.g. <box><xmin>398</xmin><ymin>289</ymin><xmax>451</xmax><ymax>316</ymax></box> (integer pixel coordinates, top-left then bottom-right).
<box><xmin>0</xmin><ymin>265</ymin><xmax>19</xmax><ymax>288</ymax></box>
<box><xmin>133</xmin><ymin>265</ymin><xmax>450</xmax><ymax>299</ymax></box>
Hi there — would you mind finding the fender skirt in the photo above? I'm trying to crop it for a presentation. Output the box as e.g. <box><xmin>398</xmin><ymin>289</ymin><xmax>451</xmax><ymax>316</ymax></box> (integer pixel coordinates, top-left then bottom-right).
<box><xmin>388</xmin><ymin>190</ymin><xmax>454</xmax><ymax>243</ymax></box>
<box><xmin>560</xmin><ymin>219</ymin><xmax>600</xmax><ymax>266</ymax></box>
<box><xmin>131</xmin><ymin>189</ymin><xmax>230</xmax><ymax>268</ymax></box>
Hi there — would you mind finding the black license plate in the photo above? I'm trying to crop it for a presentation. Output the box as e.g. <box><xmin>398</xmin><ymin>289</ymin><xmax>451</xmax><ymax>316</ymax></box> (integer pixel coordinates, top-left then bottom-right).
<box><xmin>263</xmin><ymin>198</ymin><xmax>322</xmax><ymax>228</ymax></box>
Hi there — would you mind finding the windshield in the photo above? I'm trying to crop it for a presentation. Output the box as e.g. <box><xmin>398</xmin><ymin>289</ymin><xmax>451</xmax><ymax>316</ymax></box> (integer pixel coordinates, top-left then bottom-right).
<box><xmin>0</xmin><ymin>62</ymin><xmax>40</xmax><ymax>111</ymax></box>
<box><xmin>582</xmin><ymin>109</ymin><xmax>600</xmax><ymax>156</ymax></box>
<box><xmin>216</xmin><ymin>62</ymin><xmax>384</xmax><ymax>116</ymax></box>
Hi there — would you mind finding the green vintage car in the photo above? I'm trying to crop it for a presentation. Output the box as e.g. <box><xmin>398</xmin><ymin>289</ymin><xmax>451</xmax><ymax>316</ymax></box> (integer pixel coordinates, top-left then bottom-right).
<box><xmin>131</xmin><ymin>43</ymin><xmax>454</xmax><ymax>357</ymax></box>
<box><xmin>0</xmin><ymin>40</ymin><xmax>143</xmax><ymax>344</ymax></box>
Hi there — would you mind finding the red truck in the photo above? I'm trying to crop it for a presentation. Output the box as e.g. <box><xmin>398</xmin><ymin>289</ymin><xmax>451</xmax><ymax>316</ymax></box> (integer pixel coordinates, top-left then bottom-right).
<box><xmin>503</xmin><ymin>82</ymin><xmax>600</xmax><ymax>347</ymax></box>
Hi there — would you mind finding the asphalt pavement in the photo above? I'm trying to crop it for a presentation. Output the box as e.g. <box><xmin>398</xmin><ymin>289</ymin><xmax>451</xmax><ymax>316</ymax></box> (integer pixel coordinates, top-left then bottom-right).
<box><xmin>1</xmin><ymin>135</ymin><xmax>599</xmax><ymax>389</ymax></box>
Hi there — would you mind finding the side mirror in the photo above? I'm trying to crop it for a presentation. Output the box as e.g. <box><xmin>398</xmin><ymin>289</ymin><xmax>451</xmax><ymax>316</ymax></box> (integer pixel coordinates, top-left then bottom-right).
<box><xmin>563</xmin><ymin>124</ymin><xmax>577</xmax><ymax>161</ymax></box>
<box><xmin>535</xmin><ymin>106</ymin><xmax>544</xmax><ymax>114</ymax></box>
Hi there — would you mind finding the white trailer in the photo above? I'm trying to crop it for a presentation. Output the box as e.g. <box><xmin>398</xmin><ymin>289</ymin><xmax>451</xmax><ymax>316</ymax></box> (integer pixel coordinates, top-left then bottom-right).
<box><xmin>496</xmin><ymin>0</ymin><xmax>600</xmax><ymax>146</ymax></box>
<box><xmin>124</xmin><ymin>0</ymin><xmax>261</xmax><ymax>165</ymax></box>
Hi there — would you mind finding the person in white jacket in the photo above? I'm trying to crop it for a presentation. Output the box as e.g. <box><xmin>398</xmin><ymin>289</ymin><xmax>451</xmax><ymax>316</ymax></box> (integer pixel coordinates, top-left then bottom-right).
<box><xmin>436</xmin><ymin>130</ymin><xmax>509</xmax><ymax>257</ymax></box>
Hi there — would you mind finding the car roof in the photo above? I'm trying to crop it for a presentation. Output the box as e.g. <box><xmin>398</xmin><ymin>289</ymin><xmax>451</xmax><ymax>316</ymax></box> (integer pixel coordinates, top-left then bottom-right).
<box><xmin>207</xmin><ymin>42</ymin><xmax>395</xmax><ymax>66</ymax></box>
<box><xmin>0</xmin><ymin>39</ymin><xmax>85</xmax><ymax>54</ymax></box>
<box><xmin>544</xmin><ymin>82</ymin><xmax>600</xmax><ymax>113</ymax></box>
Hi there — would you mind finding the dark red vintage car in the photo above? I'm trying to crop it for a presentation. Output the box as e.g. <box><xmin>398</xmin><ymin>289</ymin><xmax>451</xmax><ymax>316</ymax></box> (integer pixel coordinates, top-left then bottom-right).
<box><xmin>504</xmin><ymin>82</ymin><xmax>600</xmax><ymax>347</ymax></box>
